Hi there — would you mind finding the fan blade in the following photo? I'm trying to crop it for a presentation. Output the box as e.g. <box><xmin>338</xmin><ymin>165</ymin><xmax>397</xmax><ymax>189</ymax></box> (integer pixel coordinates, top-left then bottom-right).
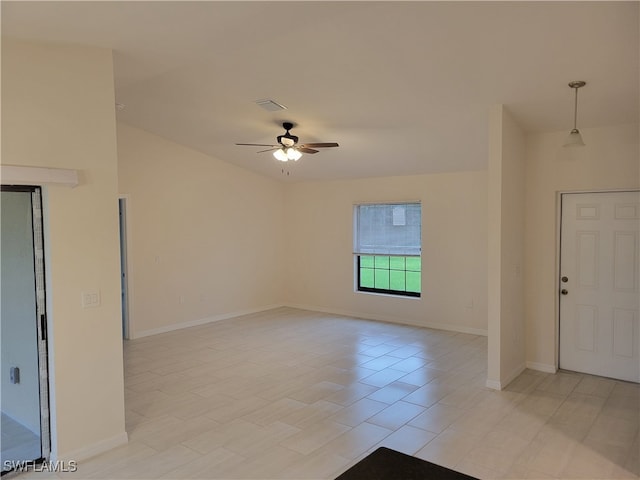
<box><xmin>300</xmin><ymin>142</ymin><xmax>339</xmax><ymax>148</ymax></box>
<box><xmin>256</xmin><ymin>147</ymin><xmax>280</xmax><ymax>153</ymax></box>
<box><xmin>235</xmin><ymin>143</ymin><xmax>279</xmax><ymax>147</ymax></box>
<box><xmin>298</xmin><ymin>147</ymin><xmax>319</xmax><ymax>154</ymax></box>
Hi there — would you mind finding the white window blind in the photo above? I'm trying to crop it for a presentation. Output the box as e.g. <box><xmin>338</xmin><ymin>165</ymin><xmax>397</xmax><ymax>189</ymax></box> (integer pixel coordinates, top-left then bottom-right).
<box><xmin>354</xmin><ymin>203</ymin><xmax>421</xmax><ymax>256</ymax></box>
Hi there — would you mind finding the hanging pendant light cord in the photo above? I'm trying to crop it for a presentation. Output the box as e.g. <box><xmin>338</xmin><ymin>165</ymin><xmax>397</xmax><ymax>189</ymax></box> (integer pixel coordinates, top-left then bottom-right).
<box><xmin>573</xmin><ymin>87</ymin><xmax>579</xmax><ymax>130</ymax></box>
<box><xmin>568</xmin><ymin>80</ymin><xmax>586</xmax><ymax>132</ymax></box>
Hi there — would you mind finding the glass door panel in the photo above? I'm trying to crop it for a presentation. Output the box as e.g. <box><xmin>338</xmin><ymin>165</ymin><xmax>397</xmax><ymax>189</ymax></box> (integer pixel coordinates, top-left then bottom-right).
<box><xmin>1</xmin><ymin>187</ymin><xmax>48</xmax><ymax>472</ymax></box>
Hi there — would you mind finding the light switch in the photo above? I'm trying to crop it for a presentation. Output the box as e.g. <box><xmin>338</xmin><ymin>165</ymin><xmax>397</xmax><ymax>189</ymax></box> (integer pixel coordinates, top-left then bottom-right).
<box><xmin>82</xmin><ymin>290</ymin><xmax>101</xmax><ymax>308</ymax></box>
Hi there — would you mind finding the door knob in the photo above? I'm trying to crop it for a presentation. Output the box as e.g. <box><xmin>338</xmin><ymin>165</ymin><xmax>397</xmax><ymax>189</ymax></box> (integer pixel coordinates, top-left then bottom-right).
<box><xmin>561</xmin><ymin>289</ymin><xmax>568</xmax><ymax>295</ymax></box>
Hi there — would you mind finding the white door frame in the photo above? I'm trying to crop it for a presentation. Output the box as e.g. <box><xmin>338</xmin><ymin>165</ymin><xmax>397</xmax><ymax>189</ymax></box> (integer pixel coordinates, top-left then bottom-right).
<box><xmin>556</xmin><ymin>188</ymin><xmax>640</xmax><ymax>374</ymax></box>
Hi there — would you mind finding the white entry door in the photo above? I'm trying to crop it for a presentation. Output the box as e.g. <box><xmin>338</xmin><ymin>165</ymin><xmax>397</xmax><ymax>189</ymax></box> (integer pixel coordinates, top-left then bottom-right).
<box><xmin>559</xmin><ymin>191</ymin><xmax>640</xmax><ymax>383</ymax></box>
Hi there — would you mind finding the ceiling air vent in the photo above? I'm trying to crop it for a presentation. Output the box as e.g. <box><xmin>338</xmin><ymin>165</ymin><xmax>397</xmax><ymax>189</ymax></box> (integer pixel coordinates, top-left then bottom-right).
<box><xmin>254</xmin><ymin>99</ymin><xmax>287</xmax><ymax>112</ymax></box>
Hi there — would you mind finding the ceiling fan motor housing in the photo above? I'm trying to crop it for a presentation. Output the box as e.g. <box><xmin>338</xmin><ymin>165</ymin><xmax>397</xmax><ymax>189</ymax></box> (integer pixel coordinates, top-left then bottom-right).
<box><xmin>277</xmin><ymin>122</ymin><xmax>298</xmax><ymax>147</ymax></box>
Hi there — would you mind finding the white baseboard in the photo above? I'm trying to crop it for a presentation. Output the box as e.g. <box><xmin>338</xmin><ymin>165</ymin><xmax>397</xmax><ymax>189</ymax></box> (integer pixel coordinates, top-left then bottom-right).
<box><xmin>285</xmin><ymin>303</ymin><xmax>488</xmax><ymax>336</ymax></box>
<box><xmin>485</xmin><ymin>379</ymin><xmax>502</xmax><ymax>390</ymax></box>
<box><xmin>526</xmin><ymin>361</ymin><xmax>557</xmax><ymax>374</ymax></box>
<box><xmin>134</xmin><ymin>303</ymin><xmax>488</xmax><ymax>339</ymax></box>
<box><xmin>485</xmin><ymin>362</ymin><xmax>526</xmax><ymax>391</ymax></box>
<box><xmin>52</xmin><ymin>431</ymin><xmax>128</xmax><ymax>463</ymax></box>
<box><xmin>132</xmin><ymin>304</ymin><xmax>284</xmax><ymax>338</ymax></box>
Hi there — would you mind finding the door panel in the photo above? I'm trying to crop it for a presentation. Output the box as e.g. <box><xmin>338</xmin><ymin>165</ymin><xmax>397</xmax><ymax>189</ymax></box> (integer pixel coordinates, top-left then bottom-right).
<box><xmin>576</xmin><ymin>231</ymin><xmax>598</xmax><ymax>287</ymax></box>
<box><xmin>613</xmin><ymin>308</ymin><xmax>635</xmax><ymax>357</ymax></box>
<box><xmin>613</xmin><ymin>232</ymin><xmax>636</xmax><ymax>290</ymax></box>
<box><xmin>560</xmin><ymin>191</ymin><xmax>640</xmax><ymax>382</ymax></box>
<box><xmin>575</xmin><ymin>305</ymin><xmax>597</xmax><ymax>352</ymax></box>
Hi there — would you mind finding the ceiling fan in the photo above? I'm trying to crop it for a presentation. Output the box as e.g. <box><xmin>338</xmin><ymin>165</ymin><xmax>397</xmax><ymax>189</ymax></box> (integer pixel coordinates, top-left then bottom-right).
<box><xmin>236</xmin><ymin>122</ymin><xmax>339</xmax><ymax>162</ymax></box>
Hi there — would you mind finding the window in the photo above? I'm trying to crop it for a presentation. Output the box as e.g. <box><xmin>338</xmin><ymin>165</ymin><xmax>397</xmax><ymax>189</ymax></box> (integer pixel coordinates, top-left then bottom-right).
<box><xmin>354</xmin><ymin>203</ymin><xmax>421</xmax><ymax>297</ymax></box>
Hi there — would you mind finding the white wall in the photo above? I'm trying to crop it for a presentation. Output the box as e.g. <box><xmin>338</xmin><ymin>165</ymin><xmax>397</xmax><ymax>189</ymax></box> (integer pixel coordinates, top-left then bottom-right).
<box><xmin>524</xmin><ymin>123</ymin><xmax>640</xmax><ymax>372</ymax></box>
<box><xmin>499</xmin><ymin>109</ymin><xmax>526</xmax><ymax>383</ymax></box>
<box><xmin>4</xmin><ymin>33</ymin><xmax>637</xmax><ymax>466</ymax></box>
<box><xmin>1</xmin><ymin>39</ymin><xmax>126</xmax><ymax>460</ymax></box>
<box><xmin>284</xmin><ymin>172</ymin><xmax>488</xmax><ymax>334</ymax></box>
<box><xmin>117</xmin><ymin>123</ymin><xmax>286</xmax><ymax>337</ymax></box>
<box><xmin>1</xmin><ymin>191</ymin><xmax>41</xmax><ymax>434</ymax></box>
<box><xmin>487</xmin><ymin>105</ymin><xmax>526</xmax><ymax>389</ymax></box>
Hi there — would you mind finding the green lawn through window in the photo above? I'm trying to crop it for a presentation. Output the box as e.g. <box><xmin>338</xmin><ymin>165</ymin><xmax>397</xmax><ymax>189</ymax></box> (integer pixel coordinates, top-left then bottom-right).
<box><xmin>358</xmin><ymin>255</ymin><xmax>421</xmax><ymax>296</ymax></box>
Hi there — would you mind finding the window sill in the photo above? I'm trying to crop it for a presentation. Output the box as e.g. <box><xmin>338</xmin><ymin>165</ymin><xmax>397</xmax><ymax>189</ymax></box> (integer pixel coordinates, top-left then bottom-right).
<box><xmin>355</xmin><ymin>290</ymin><xmax>421</xmax><ymax>300</ymax></box>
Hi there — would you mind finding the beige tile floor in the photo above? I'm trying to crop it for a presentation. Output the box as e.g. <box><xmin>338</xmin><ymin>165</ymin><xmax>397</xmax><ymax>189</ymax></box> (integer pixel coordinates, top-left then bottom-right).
<box><xmin>22</xmin><ymin>307</ymin><xmax>640</xmax><ymax>479</ymax></box>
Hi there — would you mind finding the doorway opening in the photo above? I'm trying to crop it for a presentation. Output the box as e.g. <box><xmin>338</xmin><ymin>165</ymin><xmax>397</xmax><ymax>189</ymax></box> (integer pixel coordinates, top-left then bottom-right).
<box><xmin>1</xmin><ymin>185</ymin><xmax>51</xmax><ymax>473</ymax></box>
<box><xmin>118</xmin><ymin>197</ymin><xmax>130</xmax><ymax>340</ymax></box>
<box><xmin>559</xmin><ymin>190</ymin><xmax>640</xmax><ymax>382</ymax></box>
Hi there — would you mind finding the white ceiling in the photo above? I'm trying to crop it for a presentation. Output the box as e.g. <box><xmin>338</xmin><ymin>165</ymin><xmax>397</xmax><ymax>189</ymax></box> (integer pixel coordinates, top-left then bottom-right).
<box><xmin>3</xmin><ymin>1</ymin><xmax>638</xmax><ymax>181</ymax></box>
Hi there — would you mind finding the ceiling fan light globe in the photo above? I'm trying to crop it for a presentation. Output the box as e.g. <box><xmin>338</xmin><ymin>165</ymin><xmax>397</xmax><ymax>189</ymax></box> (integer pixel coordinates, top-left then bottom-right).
<box><xmin>563</xmin><ymin>129</ymin><xmax>585</xmax><ymax>147</ymax></box>
<box><xmin>287</xmin><ymin>148</ymin><xmax>302</xmax><ymax>161</ymax></box>
<box><xmin>273</xmin><ymin>149</ymin><xmax>288</xmax><ymax>161</ymax></box>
